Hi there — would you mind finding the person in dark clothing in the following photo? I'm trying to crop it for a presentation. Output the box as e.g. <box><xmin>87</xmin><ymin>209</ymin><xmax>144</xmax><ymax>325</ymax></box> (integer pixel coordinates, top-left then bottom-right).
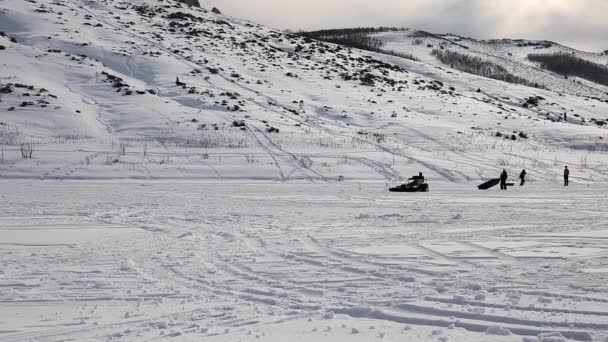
<box><xmin>519</xmin><ymin>169</ymin><xmax>527</xmax><ymax>186</ymax></box>
<box><xmin>411</xmin><ymin>172</ymin><xmax>425</xmax><ymax>185</ymax></box>
<box><xmin>500</xmin><ymin>169</ymin><xmax>508</xmax><ymax>190</ymax></box>
<box><xmin>564</xmin><ymin>166</ymin><xmax>569</xmax><ymax>186</ymax></box>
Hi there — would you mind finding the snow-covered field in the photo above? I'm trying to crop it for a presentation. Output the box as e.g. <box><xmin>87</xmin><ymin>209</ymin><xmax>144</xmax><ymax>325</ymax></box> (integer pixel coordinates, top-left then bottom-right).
<box><xmin>1</xmin><ymin>181</ymin><xmax>608</xmax><ymax>341</ymax></box>
<box><xmin>2</xmin><ymin>0</ymin><xmax>608</xmax><ymax>340</ymax></box>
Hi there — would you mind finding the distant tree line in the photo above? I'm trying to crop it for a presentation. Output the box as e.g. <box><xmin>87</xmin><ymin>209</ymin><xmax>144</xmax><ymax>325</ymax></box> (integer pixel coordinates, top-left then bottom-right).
<box><xmin>298</xmin><ymin>27</ymin><xmax>419</xmax><ymax>62</ymax></box>
<box><xmin>300</xmin><ymin>27</ymin><xmax>405</xmax><ymax>39</ymax></box>
<box><xmin>527</xmin><ymin>52</ymin><xmax>608</xmax><ymax>87</ymax></box>
<box><xmin>313</xmin><ymin>33</ymin><xmax>385</xmax><ymax>52</ymax></box>
<box><xmin>432</xmin><ymin>49</ymin><xmax>543</xmax><ymax>88</ymax></box>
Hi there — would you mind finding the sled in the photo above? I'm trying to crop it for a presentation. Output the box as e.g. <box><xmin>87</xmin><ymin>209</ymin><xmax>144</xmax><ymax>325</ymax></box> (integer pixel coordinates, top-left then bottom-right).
<box><xmin>478</xmin><ymin>178</ymin><xmax>500</xmax><ymax>190</ymax></box>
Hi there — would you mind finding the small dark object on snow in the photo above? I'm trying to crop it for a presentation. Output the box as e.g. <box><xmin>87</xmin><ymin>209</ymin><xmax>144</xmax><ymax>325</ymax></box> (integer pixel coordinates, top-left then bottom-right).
<box><xmin>389</xmin><ymin>172</ymin><xmax>429</xmax><ymax>193</ymax></box>
<box><xmin>175</xmin><ymin>77</ymin><xmax>186</xmax><ymax>86</ymax></box>
<box><xmin>211</xmin><ymin>7</ymin><xmax>222</xmax><ymax>14</ymax></box>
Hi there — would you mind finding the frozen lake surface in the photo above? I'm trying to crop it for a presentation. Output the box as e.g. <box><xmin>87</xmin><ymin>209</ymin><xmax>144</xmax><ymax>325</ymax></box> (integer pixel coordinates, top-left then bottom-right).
<box><xmin>1</xmin><ymin>180</ymin><xmax>607</xmax><ymax>341</ymax></box>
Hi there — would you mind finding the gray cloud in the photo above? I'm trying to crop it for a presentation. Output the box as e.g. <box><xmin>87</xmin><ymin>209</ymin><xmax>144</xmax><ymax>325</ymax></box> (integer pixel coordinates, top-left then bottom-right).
<box><xmin>201</xmin><ymin>0</ymin><xmax>608</xmax><ymax>52</ymax></box>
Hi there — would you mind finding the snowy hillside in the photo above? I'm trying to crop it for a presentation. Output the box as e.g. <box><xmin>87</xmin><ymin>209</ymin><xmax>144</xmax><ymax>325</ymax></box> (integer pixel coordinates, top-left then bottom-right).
<box><xmin>3</xmin><ymin>1</ymin><xmax>608</xmax><ymax>342</ymax></box>
<box><xmin>1</xmin><ymin>0</ymin><xmax>608</xmax><ymax>182</ymax></box>
<box><xmin>374</xmin><ymin>29</ymin><xmax>608</xmax><ymax>98</ymax></box>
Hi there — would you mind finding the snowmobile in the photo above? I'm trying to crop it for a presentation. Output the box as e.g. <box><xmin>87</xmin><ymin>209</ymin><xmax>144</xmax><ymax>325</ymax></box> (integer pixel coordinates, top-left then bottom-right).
<box><xmin>389</xmin><ymin>176</ymin><xmax>429</xmax><ymax>193</ymax></box>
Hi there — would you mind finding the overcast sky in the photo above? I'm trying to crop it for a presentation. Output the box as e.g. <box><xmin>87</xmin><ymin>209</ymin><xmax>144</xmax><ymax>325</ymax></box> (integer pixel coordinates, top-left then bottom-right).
<box><xmin>202</xmin><ymin>0</ymin><xmax>608</xmax><ymax>52</ymax></box>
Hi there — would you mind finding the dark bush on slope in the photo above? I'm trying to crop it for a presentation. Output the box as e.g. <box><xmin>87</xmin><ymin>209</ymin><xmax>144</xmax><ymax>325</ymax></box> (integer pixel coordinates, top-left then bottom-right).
<box><xmin>528</xmin><ymin>53</ymin><xmax>608</xmax><ymax>87</ymax></box>
<box><xmin>432</xmin><ymin>49</ymin><xmax>543</xmax><ymax>88</ymax></box>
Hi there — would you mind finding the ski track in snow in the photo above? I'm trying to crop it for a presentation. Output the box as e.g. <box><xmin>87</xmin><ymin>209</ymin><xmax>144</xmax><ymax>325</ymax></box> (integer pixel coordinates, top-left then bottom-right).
<box><xmin>2</xmin><ymin>182</ymin><xmax>608</xmax><ymax>341</ymax></box>
<box><xmin>1</xmin><ymin>0</ymin><xmax>608</xmax><ymax>341</ymax></box>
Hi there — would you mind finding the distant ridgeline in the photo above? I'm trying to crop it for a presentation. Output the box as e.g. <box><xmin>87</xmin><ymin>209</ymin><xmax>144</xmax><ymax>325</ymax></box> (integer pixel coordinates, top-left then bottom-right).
<box><xmin>298</xmin><ymin>27</ymin><xmax>420</xmax><ymax>62</ymax></box>
<box><xmin>175</xmin><ymin>0</ymin><xmax>200</xmax><ymax>7</ymax></box>
<box><xmin>528</xmin><ymin>53</ymin><xmax>608</xmax><ymax>88</ymax></box>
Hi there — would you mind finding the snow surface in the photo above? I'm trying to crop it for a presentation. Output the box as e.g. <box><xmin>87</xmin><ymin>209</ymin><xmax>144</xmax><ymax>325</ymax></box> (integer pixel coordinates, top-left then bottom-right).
<box><xmin>1</xmin><ymin>0</ymin><xmax>608</xmax><ymax>340</ymax></box>
<box><xmin>2</xmin><ymin>181</ymin><xmax>608</xmax><ymax>341</ymax></box>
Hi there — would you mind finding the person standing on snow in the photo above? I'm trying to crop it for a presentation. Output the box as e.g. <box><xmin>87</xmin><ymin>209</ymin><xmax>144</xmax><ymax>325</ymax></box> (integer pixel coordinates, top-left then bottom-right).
<box><xmin>500</xmin><ymin>169</ymin><xmax>508</xmax><ymax>190</ymax></box>
<box><xmin>564</xmin><ymin>166</ymin><xmax>570</xmax><ymax>186</ymax></box>
<box><xmin>519</xmin><ymin>169</ymin><xmax>527</xmax><ymax>186</ymax></box>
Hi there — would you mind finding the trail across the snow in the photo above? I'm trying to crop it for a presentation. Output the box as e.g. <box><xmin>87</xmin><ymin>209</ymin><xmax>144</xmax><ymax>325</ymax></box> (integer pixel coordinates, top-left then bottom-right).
<box><xmin>1</xmin><ymin>181</ymin><xmax>608</xmax><ymax>341</ymax></box>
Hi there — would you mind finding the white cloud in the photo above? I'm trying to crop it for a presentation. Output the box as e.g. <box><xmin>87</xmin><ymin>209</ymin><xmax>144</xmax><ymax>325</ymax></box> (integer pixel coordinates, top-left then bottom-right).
<box><xmin>201</xmin><ymin>0</ymin><xmax>608</xmax><ymax>52</ymax></box>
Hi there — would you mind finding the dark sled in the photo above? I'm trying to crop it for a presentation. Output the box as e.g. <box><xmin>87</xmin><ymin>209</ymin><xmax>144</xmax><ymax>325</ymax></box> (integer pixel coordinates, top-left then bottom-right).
<box><xmin>389</xmin><ymin>182</ymin><xmax>429</xmax><ymax>193</ymax></box>
<box><xmin>478</xmin><ymin>178</ymin><xmax>500</xmax><ymax>190</ymax></box>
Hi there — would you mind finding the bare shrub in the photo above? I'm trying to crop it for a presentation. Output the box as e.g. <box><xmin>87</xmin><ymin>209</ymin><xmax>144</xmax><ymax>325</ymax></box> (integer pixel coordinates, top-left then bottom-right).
<box><xmin>20</xmin><ymin>143</ymin><xmax>33</xmax><ymax>159</ymax></box>
<box><xmin>0</xmin><ymin>125</ymin><xmax>23</xmax><ymax>145</ymax></box>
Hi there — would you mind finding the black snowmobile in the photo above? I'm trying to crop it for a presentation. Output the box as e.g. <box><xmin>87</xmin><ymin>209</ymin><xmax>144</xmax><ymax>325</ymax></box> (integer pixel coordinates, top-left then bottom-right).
<box><xmin>389</xmin><ymin>175</ymin><xmax>429</xmax><ymax>193</ymax></box>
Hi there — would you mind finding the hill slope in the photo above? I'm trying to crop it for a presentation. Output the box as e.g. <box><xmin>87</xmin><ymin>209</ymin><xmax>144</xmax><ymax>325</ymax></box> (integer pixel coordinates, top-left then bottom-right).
<box><xmin>1</xmin><ymin>0</ymin><xmax>608</xmax><ymax>182</ymax></box>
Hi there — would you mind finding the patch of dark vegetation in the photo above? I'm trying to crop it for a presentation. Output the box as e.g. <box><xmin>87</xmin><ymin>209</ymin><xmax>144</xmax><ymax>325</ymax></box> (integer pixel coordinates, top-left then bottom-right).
<box><xmin>0</xmin><ymin>84</ymin><xmax>12</xmax><ymax>94</ymax></box>
<box><xmin>101</xmin><ymin>71</ymin><xmax>129</xmax><ymax>88</ymax></box>
<box><xmin>516</xmin><ymin>40</ymin><xmax>553</xmax><ymax>49</ymax></box>
<box><xmin>496</xmin><ymin>130</ymin><xmax>528</xmax><ymax>140</ymax></box>
<box><xmin>133</xmin><ymin>5</ymin><xmax>160</xmax><ymax>18</ymax></box>
<box><xmin>166</xmin><ymin>11</ymin><xmax>202</xmax><ymax>22</ymax></box>
<box><xmin>522</xmin><ymin>96</ymin><xmax>545</xmax><ymax>108</ymax></box>
<box><xmin>300</xmin><ymin>27</ymin><xmax>404</xmax><ymax>39</ymax></box>
<box><xmin>432</xmin><ymin>49</ymin><xmax>544</xmax><ymax>89</ymax></box>
<box><xmin>298</xmin><ymin>27</ymin><xmax>420</xmax><ymax>62</ymax></box>
<box><xmin>100</xmin><ymin>71</ymin><xmax>149</xmax><ymax>96</ymax></box>
<box><xmin>528</xmin><ymin>53</ymin><xmax>608</xmax><ymax>87</ymax></box>
<box><xmin>232</xmin><ymin>120</ymin><xmax>246</xmax><ymax>128</ymax></box>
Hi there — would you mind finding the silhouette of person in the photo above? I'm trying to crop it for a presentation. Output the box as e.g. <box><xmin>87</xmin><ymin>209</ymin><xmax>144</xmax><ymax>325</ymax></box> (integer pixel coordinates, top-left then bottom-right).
<box><xmin>519</xmin><ymin>169</ymin><xmax>527</xmax><ymax>186</ymax></box>
<box><xmin>564</xmin><ymin>166</ymin><xmax>569</xmax><ymax>186</ymax></box>
<box><xmin>411</xmin><ymin>172</ymin><xmax>425</xmax><ymax>185</ymax></box>
<box><xmin>500</xmin><ymin>169</ymin><xmax>508</xmax><ymax>190</ymax></box>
